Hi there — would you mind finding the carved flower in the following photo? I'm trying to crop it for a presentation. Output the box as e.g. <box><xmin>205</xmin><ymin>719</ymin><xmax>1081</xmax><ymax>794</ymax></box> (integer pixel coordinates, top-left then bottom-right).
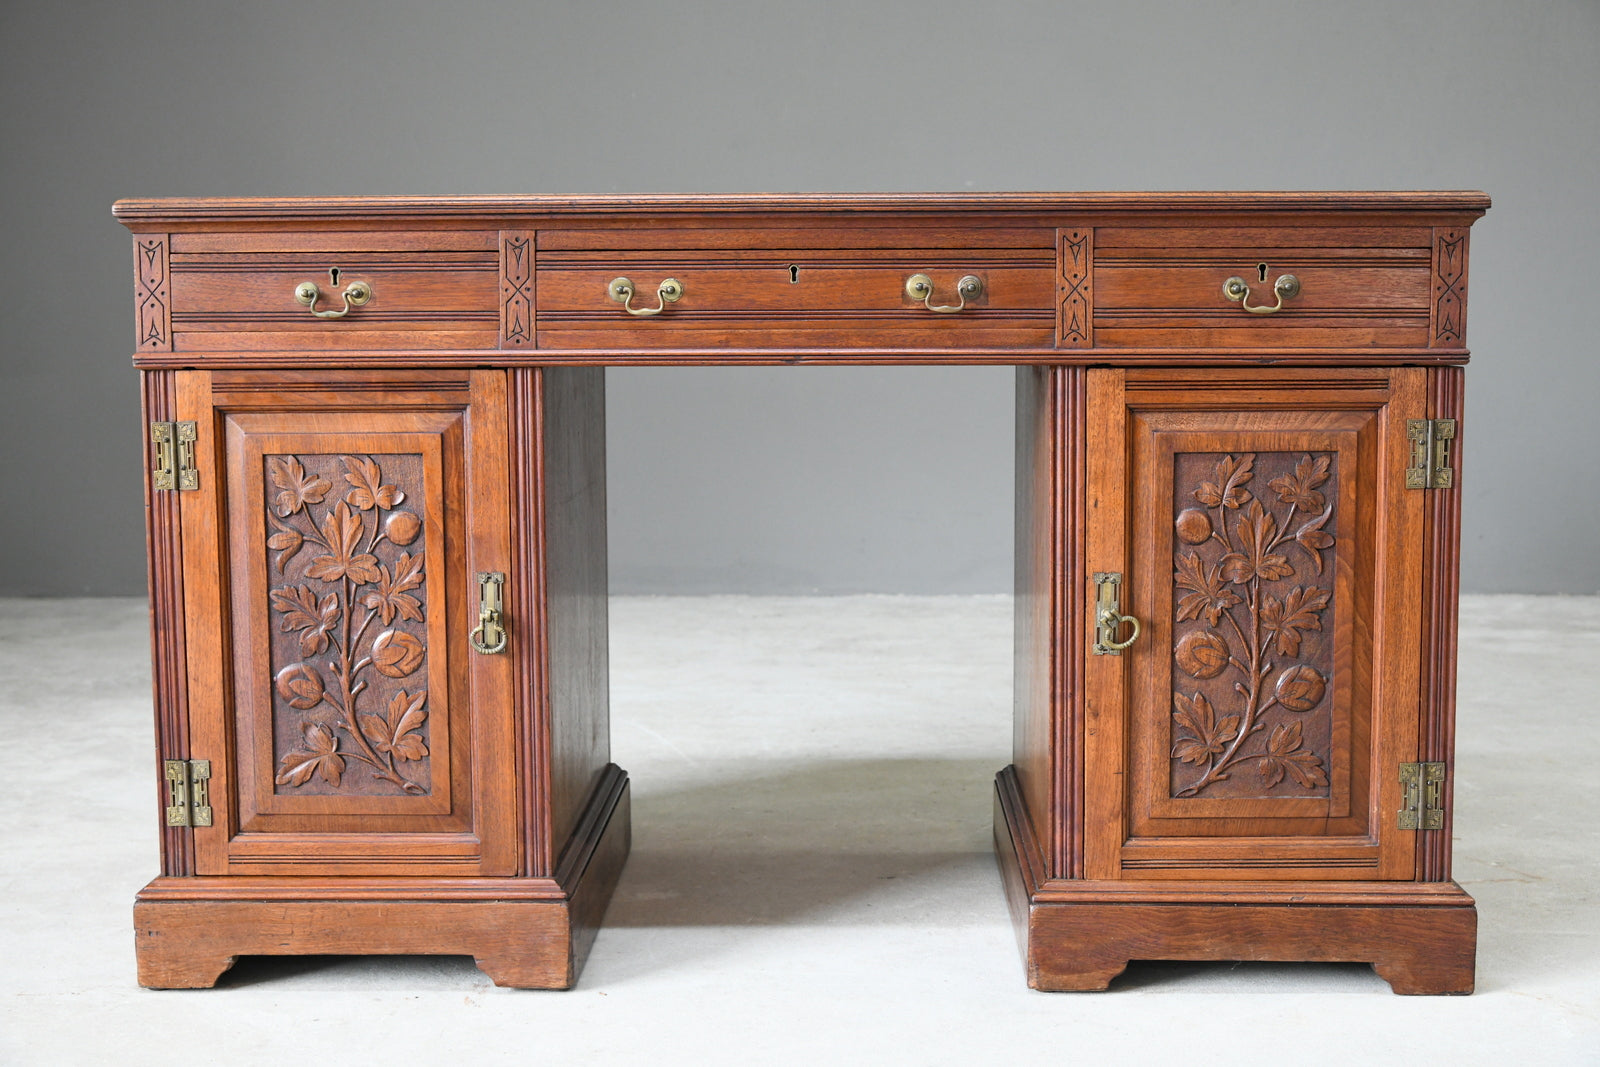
<box><xmin>384</xmin><ymin>510</ymin><xmax>421</xmax><ymax>546</ymax></box>
<box><xmin>1293</xmin><ymin>504</ymin><xmax>1335</xmax><ymax>574</ymax></box>
<box><xmin>268</xmin><ymin>455</ymin><xmax>331</xmax><ymax>517</ymax></box>
<box><xmin>1171</xmin><ymin>691</ymin><xmax>1240</xmax><ymax>766</ymax></box>
<box><xmin>1274</xmin><ymin>664</ymin><xmax>1327</xmax><ymax>712</ymax></box>
<box><xmin>270</xmin><ymin>584</ymin><xmax>341</xmax><ymax>656</ymax></box>
<box><xmin>1269</xmin><ymin>453</ymin><xmax>1331</xmax><ymax>512</ymax></box>
<box><xmin>275</xmin><ymin>721</ymin><xmax>344</xmax><ymax>787</ymax></box>
<box><xmin>1174</xmin><ymin>552</ymin><xmax>1243</xmax><ymax>626</ymax></box>
<box><xmin>1260</xmin><ymin>585</ymin><xmax>1331</xmax><ymax>657</ymax></box>
<box><xmin>344</xmin><ymin>455</ymin><xmax>405</xmax><ymax>511</ymax></box>
<box><xmin>274</xmin><ymin>663</ymin><xmax>326</xmax><ymax>710</ymax></box>
<box><xmin>1219</xmin><ymin>502</ymin><xmax>1294</xmax><ymax>585</ymax></box>
<box><xmin>267</xmin><ymin>514</ymin><xmax>305</xmax><ymax>572</ymax></box>
<box><xmin>1175</xmin><ymin>508</ymin><xmax>1212</xmax><ymax>545</ymax></box>
<box><xmin>361</xmin><ymin>552</ymin><xmax>425</xmax><ymax>625</ymax></box>
<box><xmin>305</xmin><ymin>502</ymin><xmax>382</xmax><ymax>585</ymax></box>
<box><xmin>1195</xmin><ymin>454</ymin><xmax>1254</xmax><ymax>510</ymax></box>
<box><xmin>360</xmin><ymin>689</ymin><xmax>428</xmax><ymax>762</ymax></box>
<box><xmin>1257</xmin><ymin>721</ymin><xmax>1328</xmax><ymax>789</ymax></box>
<box><xmin>1175</xmin><ymin>630</ymin><xmax>1230</xmax><ymax>679</ymax></box>
<box><xmin>372</xmin><ymin>629</ymin><xmax>425</xmax><ymax>678</ymax></box>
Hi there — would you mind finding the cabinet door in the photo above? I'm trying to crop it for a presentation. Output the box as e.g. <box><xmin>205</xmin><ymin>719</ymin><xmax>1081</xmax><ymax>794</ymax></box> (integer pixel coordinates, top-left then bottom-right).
<box><xmin>1083</xmin><ymin>367</ymin><xmax>1426</xmax><ymax>881</ymax></box>
<box><xmin>177</xmin><ymin>370</ymin><xmax>516</xmax><ymax>876</ymax></box>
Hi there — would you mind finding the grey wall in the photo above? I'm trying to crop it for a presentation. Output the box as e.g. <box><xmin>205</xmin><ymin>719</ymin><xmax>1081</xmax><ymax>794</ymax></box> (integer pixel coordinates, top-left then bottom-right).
<box><xmin>2</xmin><ymin>1</ymin><xmax>1595</xmax><ymax>596</ymax></box>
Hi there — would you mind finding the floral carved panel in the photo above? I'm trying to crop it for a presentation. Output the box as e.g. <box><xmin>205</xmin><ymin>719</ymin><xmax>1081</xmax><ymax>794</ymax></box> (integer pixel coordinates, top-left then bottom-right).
<box><xmin>263</xmin><ymin>452</ymin><xmax>433</xmax><ymax>797</ymax></box>
<box><xmin>1168</xmin><ymin>451</ymin><xmax>1337</xmax><ymax>800</ymax></box>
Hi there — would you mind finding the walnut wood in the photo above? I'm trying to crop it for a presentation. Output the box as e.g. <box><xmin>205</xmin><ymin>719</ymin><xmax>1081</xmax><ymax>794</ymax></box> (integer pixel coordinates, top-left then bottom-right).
<box><xmin>122</xmin><ymin>192</ymin><xmax>1484</xmax><ymax>993</ymax></box>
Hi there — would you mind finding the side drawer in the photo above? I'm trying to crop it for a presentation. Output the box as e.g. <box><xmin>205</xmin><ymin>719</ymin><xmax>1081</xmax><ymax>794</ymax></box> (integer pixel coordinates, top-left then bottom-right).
<box><xmin>167</xmin><ymin>231</ymin><xmax>499</xmax><ymax>351</ymax></box>
<box><xmin>535</xmin><ymin>227</ymin><xmax>1056</xmax><ymax>350</ymax></box>
<box><xmin>1093</xmin><ymin>226</ymin><xmax>1435</xmax><ymax>350</ymax></box>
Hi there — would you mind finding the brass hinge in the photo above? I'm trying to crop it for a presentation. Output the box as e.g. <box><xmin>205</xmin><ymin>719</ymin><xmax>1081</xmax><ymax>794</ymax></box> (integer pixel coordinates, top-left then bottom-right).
<box><xmin>1397</xmin><ymin>761</ymin><xmax>1446</xmax><ymax>830</ymax></box>
<box><xmin>163</xmin><ymin>759</ymin><xmax>212</xmax><ymax>827</ymax></box>
<box><xmin>1405</xmin><ymin>419</ymin><xmax>1456</xmax><ymax>489</ymax></box>
<box><xmin>150</xmin><ymin>421</ymin><xmax>199</xmax><ymax>491</ymax></box>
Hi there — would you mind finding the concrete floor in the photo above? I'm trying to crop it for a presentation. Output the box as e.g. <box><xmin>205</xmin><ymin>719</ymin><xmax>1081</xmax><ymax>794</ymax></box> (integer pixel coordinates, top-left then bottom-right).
<box><xmin>2</xmin><ymin>594</ymin><xmax>1596</xmax><ymax>1064</ymax></box>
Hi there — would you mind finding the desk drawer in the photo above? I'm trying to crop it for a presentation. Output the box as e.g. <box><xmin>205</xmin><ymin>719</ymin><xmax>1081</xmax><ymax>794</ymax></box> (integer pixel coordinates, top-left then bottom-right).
<box><xmin>167</xmin><ymin>231</ymin><xmax>499</xmax><ymax>351</ymax></box>
<box><xmin>535</xmin><ymin>228</ymin><xmax>1056</xmax><ymax>350</ymax></box>
<box><xmin>1093</xmin><ymin>226</ymin><xmax>1435</xmax><ymax>350</ymax></box>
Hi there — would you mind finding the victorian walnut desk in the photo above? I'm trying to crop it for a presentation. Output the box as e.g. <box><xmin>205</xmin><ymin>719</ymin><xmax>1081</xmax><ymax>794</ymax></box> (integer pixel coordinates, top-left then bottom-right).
<box><xmin>117</xmin><ymin>192</ymin><xmax>1486</xmax><ymax>993</ymax></box>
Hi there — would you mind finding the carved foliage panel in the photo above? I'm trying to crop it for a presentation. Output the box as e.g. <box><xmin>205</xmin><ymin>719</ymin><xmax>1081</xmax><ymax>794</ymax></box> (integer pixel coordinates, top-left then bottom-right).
<box><xmin>264</xmin><ymin>452</ymin><xmax>434</xmax><ymax>797</ymax></box>
<box><xmin>1168</xmin><ymin>450</ymin><xmax>1337</xmax><ymax>801</ymax></box>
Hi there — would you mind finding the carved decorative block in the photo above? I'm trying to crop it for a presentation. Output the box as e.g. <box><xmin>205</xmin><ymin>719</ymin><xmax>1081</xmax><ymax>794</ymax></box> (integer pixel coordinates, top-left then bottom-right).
<box><xmin>501</xmin><ymin>230</ymin><xmax>535</xmax><ymax>347</ymax></box>
<box><xmin>135</xmin><ymin>236</ymin><xmax>171</xmax><ymax>351</ymax></box>
<box><xmin>1431</xmin><ymin>228</ymin><xmax>1467</xmax><ymax>347</ymax></box>
<box><xmin>1057</xmin><ymin>228</ymin><xmax>1093</xmax><ymax>348</ymax></box>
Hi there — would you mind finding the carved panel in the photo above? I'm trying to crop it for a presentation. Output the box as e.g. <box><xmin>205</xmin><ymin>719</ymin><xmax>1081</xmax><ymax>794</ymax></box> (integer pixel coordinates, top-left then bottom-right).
<box><xmin>1168</xmin><ymin>451</ymin><xmax>1336</xmax><ymax>800</ymax></box>
<box><xmin>264</xmin><ymin>452</ymin><xmax>433</xmax><ymax>796</ymax></box>
<box><xmin>1057</xmin><ymin>228</ymin><xmax>1093</xmax><ymax>348</ymax></box>
<box><xmin>1431</xmin><ymin>228</ymin><xmax>1467</xmax><ymax>347</ymax></box>
<box><xmin>135</xmin><ymin>236</ymin><xmax>171</xmax><ymax>351</ymax></box>
<box><xmin>500</xmin><ymin>230</ymin><xmax>535</xmax><ymax>347</ymax></box>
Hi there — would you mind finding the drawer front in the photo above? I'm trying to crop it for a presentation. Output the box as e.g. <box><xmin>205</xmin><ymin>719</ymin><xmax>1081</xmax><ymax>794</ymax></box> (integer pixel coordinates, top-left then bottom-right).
<box><xmin>1093</xmin><ymin>227</ymin><xmax>1435</xmax><ymax>350</ymax></box>
<box><xmin>167</xmin><ymin>231</ymin><xmax>499</xmax><ymax>351</ymax></box>
<box><xmin>535</xmin><ymin>228</ymin><xmax>1056</xmax><ymax>350</ymax></box>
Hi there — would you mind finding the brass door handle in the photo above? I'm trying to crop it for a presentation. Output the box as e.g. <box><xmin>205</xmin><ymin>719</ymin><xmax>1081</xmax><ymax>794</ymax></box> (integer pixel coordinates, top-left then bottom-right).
<box><xmin>1222</xmin><ymin>273</ymin><xmax>1300</xmax><ymax>314</ymax></box>
<box><xmin>608</xmin><ymin>277</ymin><xmax>684</xmax><ymax>316</ymax></box>
<box><xmin>294</xmin><ymin>279</ymin><xmax>372</xmax><ymax>319</ymax></box>
<box><xmin>1092</xmin><ymin>572</ymin><xmax>1141</xmax><ymax>655</ymax></box>
<box><xmin>470</xmin><ymin>572</ymin><xmax>507</xmax><ymax>655</ymax></box>
<box><xmin>905</xmin><ymin>273</ymin><xmax>983</xmax><ymax>313</ymax></box>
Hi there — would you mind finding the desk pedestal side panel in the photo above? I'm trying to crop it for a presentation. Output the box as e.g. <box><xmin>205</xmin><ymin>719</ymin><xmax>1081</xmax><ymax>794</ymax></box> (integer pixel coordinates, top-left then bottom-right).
<box><xmin>120</xmin><ymin>193</ymin><xmax>1484</xmax><ymax>992</ymax></box>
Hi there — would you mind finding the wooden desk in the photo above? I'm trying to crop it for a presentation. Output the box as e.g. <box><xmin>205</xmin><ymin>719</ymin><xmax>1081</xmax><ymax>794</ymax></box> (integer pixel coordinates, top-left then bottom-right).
<box><xmin>118</xmin><ymin>192</ymin><xmax>1486</xmax><ymax>993</ymax></box>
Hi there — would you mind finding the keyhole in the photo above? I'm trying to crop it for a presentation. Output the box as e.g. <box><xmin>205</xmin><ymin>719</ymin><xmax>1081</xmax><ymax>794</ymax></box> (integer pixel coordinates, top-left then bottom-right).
<box><xmin>329</xmin><ymin>267</ymin><xmax>341</xmax><ymax>286</ymax></box>
<box><xmin>1257</xmin><ymin>263</ymin><xmax>1268</xmax><ymax>282</ymax></box>
<box><xmin>788</xmin><ymin>265</ymin><xmax>800</xmax><ymax>283</ymax></box>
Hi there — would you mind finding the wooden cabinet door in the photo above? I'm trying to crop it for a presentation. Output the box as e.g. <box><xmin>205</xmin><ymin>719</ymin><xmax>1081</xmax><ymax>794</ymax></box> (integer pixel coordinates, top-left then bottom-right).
<box><xmin>176</xmin><ymin>370</ymin><xmax>517</xmax><ymax>877</ymax></box>
<box><xmin>1083</xmin><ymin>367</ymin><xmax>1426</xmax><ymax>881</ymax></box>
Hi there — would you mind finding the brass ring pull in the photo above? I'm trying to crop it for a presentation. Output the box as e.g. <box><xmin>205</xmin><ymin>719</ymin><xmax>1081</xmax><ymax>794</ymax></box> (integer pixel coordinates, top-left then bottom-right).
<box><xmin>905</xmin><ymin>273</ymin><xmax>983</xmax><ymax>313</ymax></box>
<box><xmin>608</xmin><ymin>277</ymin><xmax>684</xmax><ymax>316</ymax></box>
<box><xmin>1092</xmin><ymin>572</ymin><xmax>1141</xmax><ymax>655</ymax></box>
<box><xmin>1096</xmin><ymin>608</ymin><xmax>1141</xmax><ymax>651</ymax></box>
<box><xmin>1222</xmin><ymin>273</ymin><xmax>1300</xmax><ymax>315</ymax></box>
<box><xmin>470</xmin><ymin>572</ymin><xmax>507</xmax><ymax>655</ymax></box>
<box><xmin>294</xmin><ymin>280</ymin><xmax>372</xmax><ymax>319</ymax></box>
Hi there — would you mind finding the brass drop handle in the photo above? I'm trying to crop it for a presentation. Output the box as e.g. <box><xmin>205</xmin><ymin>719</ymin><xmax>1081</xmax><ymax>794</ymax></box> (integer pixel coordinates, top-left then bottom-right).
<box><xmin>905</xmin><ymin>273</ymin><xmax>983</xmax><ymax>313</ymax></box>
<box><xmin>608</xmin><ymin>276</ymin><xmax>684</xmax><ymax>316</ymax></box>
<box><xmin>1222</xmin><ymin>273</ymin><xmax>1300</xmax><ymax>315</ymax></box>
<box><xmin>294</xmin><ymin>279</ymin><xmax>372</xmax><ymax>319</ymax></box>
<box><xmin>1092</xmin><ymin>572</ymin><xmax>1142</xmax><ymax>655</ymax></box>
<box><xmin>469</xmin><ymin>572</ymin><xmax>507</xmax><ymax>655</ymax></box>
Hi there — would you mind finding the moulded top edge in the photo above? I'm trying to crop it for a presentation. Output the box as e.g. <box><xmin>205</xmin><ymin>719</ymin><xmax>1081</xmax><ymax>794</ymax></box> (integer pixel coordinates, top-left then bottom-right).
<box><xmin>112</xmin><ymin>191</ymin><xmax>1493</xmax><ymax>225</ymax></box>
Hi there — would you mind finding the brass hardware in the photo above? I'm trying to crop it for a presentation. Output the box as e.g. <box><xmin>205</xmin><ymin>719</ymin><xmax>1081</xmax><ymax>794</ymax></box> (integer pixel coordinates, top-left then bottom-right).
<box><xmin>150</xmin><ymin>421</ymin><xmax>198</xmax><ymax>491</ymax></box>
<box><xmin>1406</xmin><ymin>418</ymin><xmax>1457</xmax><ymax>489</ymax></box>
<box><xmin>1398</xmin><ymin>761</ymin><xmax>1446</xmax><ymax>830</ymax></box>
<box><xmin>608</xmin><ymin>276</ymin><xmax>684</xmax><ymax>317</ymax></box>
<box><xmin>293</xmin><ymin>278</ymin><xmax>372</xmax><ymax>319</ymax></box>
<box><xmin>1092</xmin><ymin>572</ymin><xmax>1142</xmax><ymax>655</ymax></box>
<box><xmin>1222</xmin><ymin>272</ymin><xmax>1300</xmax><ymax>314</ymax></box>
<box><xmin>905</xmin><ymin>273</ymin><xmax>983</xmax><ymax>313</ymax></box>
<box><xmin>470</xmin><ymin>571</ymin><xmax>507</xmax><ymax>654</ymax></box>
<box><xmin>164</xmin><ymin>759</ymin><xmax>212</xmax><ymax>828</ymax></box>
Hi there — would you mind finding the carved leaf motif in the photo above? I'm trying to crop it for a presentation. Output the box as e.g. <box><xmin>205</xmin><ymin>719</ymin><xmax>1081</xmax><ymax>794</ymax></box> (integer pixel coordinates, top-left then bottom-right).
<box><xmin>1174</xmin><ymin>552</ymin><xmax>1243</xmax><ymax>626</ymax></box>
<box><xmin>274</xmin><ymin>662</ymin><xmax>326</xmax><ymax>710</ymax></box>
<box><xmin>372</xmin><ymin>629</ymin><xmax>425</xmax><ymax>678</ymax></box>
<box><xmin>305</xmin><ymin>501</ymin><xmax>383</xmax><ymax>585</ymax></box>
<box><xmin>1257</xmin><ymin>721</ymin><xmax>1328</xmax><ymax>789</ymax></box>
<box><xmin>359</xmin><ymin>689</ymin><xmax>429</xmax><ymax>763</ymax></box>
<box><xmin>275</xmin><ymin>721</ymin><xmax>344</xmax><ymax>787</ymax></box>
<box><xmin>1171</xmin><ymin>691</ymin><xmax>1241</xmax><ymax>766</ymax></box>
<box><xmin>1195</xmin><ymin>454</ymin><xmax>1254</xmax><ymax>510</ymax></box>
<box><xmin>1220</xmin><ymin>502</ymin><xmax>1294</xmax><ymax>584</ymax></box>
<box><xmin>1269</xmin><ymin>453</ymin><xmax>1331</xmax><ymax>512</ymax></box>
<box><xmin>1260</xmin><ymin>585</ymin><xmax>1331</xmax><ymax>657</ymax></box>
<box><xmin>1294</xmin><ymin>504</ymin><xmax>1335</xmax><ymax>574</ymax></box>
<box><xmin>268</xmin><ymin>456</ymin><xmax>331</xmax><ymax>517</ymax></box>
<box><xmin>267</xmin><ymin>514</ymin><xmax>305</xmax><ymax>572</ymax></box>
<box><xmin>343</xmin><ymin>455</ymin><xmax>405</xmax><ymax>512</ymax></box>
<box><xmin>270</xmin><ymin>584</ymin><xmax>341</xmax><ymax>656</ymax></box>
<box><xmin>361</xmin><ymin>551</ymin><xmax>425</xmax><ymax>625</ymax></box>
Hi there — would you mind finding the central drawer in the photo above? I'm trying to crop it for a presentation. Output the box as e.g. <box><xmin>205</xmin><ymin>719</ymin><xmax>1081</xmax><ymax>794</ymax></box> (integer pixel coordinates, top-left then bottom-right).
<box><xmin>535</xmin><ymin>227</ymin><xmax>1056</xmax><ymax>350</ymax></box>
